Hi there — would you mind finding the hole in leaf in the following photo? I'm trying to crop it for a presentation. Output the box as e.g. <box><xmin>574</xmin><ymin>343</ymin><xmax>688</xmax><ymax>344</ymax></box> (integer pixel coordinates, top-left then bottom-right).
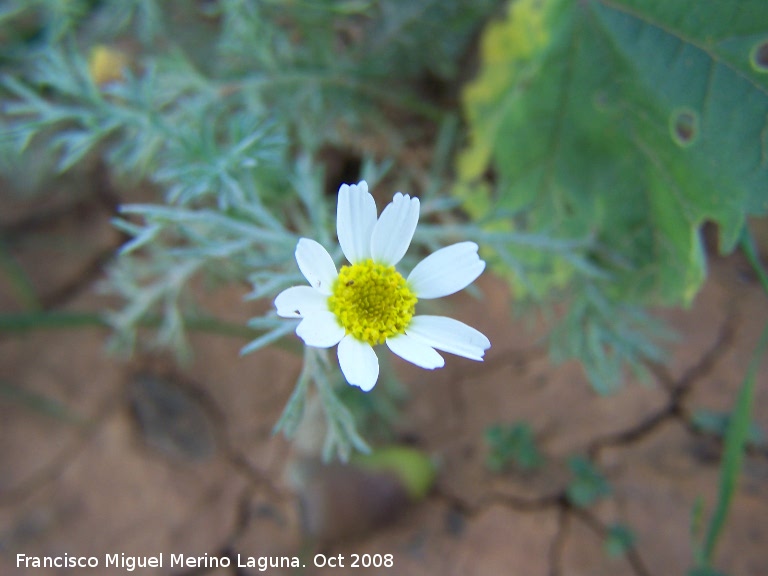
<box><xmin>670</xmin><ymin>108</ymin><xmax>699</xmax><ymax>147</ymax></box>
<box><xmin>750</xmin><ymin>39</ymin><xmax>768</xmax><ymax>73</ymax></box>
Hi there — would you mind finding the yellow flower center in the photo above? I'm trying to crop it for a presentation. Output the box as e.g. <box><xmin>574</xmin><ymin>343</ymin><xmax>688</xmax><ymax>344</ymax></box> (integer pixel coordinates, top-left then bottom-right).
<box><xmin>328</xmin><ymin>259</ymin><xmax>417</xmax><ymax>346</ymax></box>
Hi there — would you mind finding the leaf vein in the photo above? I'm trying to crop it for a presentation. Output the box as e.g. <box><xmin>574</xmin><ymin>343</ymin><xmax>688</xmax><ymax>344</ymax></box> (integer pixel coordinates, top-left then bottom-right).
<box><xmin>596</xmin><ymin>0</ymin><xmax>768</xmax><ymax>98</ymax></box>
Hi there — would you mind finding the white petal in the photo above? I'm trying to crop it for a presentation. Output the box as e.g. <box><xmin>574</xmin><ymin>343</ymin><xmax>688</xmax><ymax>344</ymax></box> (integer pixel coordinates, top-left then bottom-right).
<box><xmin>274</xmin><ymin>286</ymin><xmax>328</xmax><ymax>318</ymax></box>
<box><xmin>370</xmin><ymin>192</ymin><xmax>420</xmax><ymax>266</ymax></box>
<box><xmin>406</xmin><ymin>315</ymin><xmax>491</xmax><ymax>361</ymax></box>
<box><xmin>296</xmin><ymin>311</ymin><xmax>345</xmax><ymax>348</ymax></box>
<box><xmin>338</xmin><ymin>335</ymin><xmax>379</xmax><ymax>391</ymax></box>
<box><xmin>386</xmin><ymin>333</ymin><xmax>444</xmax><ymax>369</ymax></box>
<box><xmin>336</xmin><ymin>181</ymin><xmax>377</xmax><ymax>264</ymax></box>
<box><xmin>407</xmin><ymin>241</ymin><xmax>485</xmax><ymax>299</ymax></box>
<box><xmin>295</xmin><ymin>238</ymin><xmax>337</xmax><ymax>295</ymax></box>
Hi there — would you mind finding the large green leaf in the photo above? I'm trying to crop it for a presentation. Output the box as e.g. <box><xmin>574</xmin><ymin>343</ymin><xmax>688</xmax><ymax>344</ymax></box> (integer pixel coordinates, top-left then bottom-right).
<box><xmin>459</xmin><ymin>0</ymin><xmax>768</xmax><ymax>305</ymax></box>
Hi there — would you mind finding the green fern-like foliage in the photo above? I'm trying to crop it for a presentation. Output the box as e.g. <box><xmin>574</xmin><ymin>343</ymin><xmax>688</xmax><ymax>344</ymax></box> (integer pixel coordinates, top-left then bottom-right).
<box><xmin>0</xmin><ymin>0</ymin><xmax>519</xmax><ymax>458</ymax></box>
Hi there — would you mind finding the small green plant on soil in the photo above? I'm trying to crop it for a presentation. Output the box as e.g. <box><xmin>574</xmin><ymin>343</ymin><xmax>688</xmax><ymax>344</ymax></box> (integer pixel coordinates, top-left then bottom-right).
<box><xmin>485</xmin><ymin>422</ymin><xmax>543</xmax><ymax>472</ymax></box>
<box><xmin>604</xmin><ymin>523</ymin><xmax>635</xmax><ymax>559</ymax></box>
<box><xmin>566</xmin><ymin>455</ymin><xmax>611</xmax><ymax>508</ymax></box>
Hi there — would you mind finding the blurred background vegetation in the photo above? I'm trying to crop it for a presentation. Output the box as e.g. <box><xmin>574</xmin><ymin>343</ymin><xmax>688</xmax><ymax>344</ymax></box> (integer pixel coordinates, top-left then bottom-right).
<box><xmin>1</xmin><ymin>0</ymin><xmax>766</xmax><ymax>446</ymax></box>
<box><xmin>0</xmin><ymin>0</ymin><xmax>517</xmax><ymax>461</ymax></box>
<box><xmin>2</xmin><ymin>2</ymin><xmax>768</xmax><ymax>574</ymax></box>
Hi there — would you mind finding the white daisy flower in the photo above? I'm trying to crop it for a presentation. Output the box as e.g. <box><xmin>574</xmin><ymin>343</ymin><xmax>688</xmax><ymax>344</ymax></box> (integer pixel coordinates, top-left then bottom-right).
<box><xmin>275</xmin><ymin>181</ymin><xmax>491</xmax><ymax>392</ymax></box>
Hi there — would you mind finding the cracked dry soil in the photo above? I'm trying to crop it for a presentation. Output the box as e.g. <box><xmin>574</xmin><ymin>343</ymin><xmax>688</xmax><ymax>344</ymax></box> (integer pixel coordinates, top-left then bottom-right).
<box><xmin>1</xmin><ymin>183</ymin><xmax>767</xmax><ymax>576</ymax></box>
